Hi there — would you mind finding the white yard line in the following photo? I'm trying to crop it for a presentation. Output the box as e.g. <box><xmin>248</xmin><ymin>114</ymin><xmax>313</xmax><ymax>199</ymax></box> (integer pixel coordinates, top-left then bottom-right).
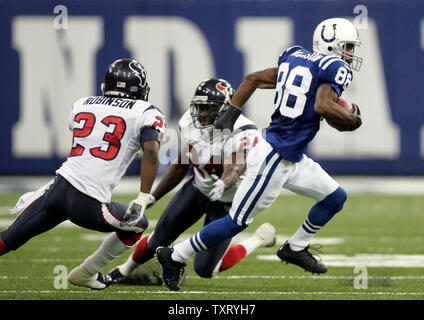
<box><xmin>0</xmin><ymin>290</ymin><xmax>423</xmax><ymax>296</ymax></box>
<box><xmin>1</xmin><ymin>274</ymin><xmax>424</xmax><ymax>281</ymax></box>
<box><xmin>258</xmin><ymin>254</ymin><xmax>424</xmax><ymax>267</ymax></box>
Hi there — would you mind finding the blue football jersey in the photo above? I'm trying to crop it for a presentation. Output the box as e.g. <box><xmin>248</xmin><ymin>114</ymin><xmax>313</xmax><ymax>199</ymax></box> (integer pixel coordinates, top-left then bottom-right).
<box><xmin>265</xmin><ymin>46</ymin><xmax>353</xmax><ymax>162</ymax></box>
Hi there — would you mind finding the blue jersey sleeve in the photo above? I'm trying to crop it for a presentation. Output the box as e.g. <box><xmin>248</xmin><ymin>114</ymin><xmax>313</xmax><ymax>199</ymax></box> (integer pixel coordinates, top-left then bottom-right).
<box><xmin>318</xmin><ymin>58</ymin><xmax>353</xmax><ymax>96</ymax></box>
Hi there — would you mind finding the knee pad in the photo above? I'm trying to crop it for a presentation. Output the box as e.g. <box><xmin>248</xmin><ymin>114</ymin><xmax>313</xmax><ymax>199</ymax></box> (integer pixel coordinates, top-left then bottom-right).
<box><xmin>321</xmin><ymin>186</ymin><xmax>347</xmax><ymax>213</ymax></box>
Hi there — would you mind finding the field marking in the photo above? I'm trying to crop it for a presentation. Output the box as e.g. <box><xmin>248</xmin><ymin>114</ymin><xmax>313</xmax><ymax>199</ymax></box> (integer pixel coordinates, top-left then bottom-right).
<box><xmin>2</xmin><ymin>274</ymin><xmax>424</xmax><ymax>281</ymax></box>
<box><xmin>198</xmin><ymin>275</ymin><xmax>424</xmax><ymax>280</ymax></box>
<box><xmin>258</xmin><ymin>254</ymin><xmax>424</xmax><ymax>267</ymax></box>
<box><xmin>0</xmin><ymin>290</ymin><xmax>423</xmax><ymax>297</ymax></box>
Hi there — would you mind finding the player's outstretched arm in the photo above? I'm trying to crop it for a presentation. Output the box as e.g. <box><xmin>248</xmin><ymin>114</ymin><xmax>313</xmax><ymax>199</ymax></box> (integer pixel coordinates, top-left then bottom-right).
<box><xmin>314</xmin><ymin>85</ymin><xmax>361</xmax><ymax>131</ymax></box>
<box><xmin>150</xmin><ymin>152</ymin><xmax>191</xmax><ymax>202</ymax></box>
<box><xmin>231</xmin><ymin>67</ymin><xmax>278</xmax><ymax>109</ymax></box>
<box><xmin>215</xmin><ymin>68</ymin><xmax>278</xmax><ymax>131</ymax></box>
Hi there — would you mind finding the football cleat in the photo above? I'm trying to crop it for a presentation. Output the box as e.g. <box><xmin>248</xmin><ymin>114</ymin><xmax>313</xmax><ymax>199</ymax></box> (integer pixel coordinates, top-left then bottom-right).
<box><xmin>156</xmin><ymin>247</ymin><xmax>186</xmax><ymax>291</ymax></box>
<box><xmin>277</xmin><ymin>241</ymin><xmax>327</xmax><ymax>274</ymax></box>
<box><xmin>252</xmin><ymin>223</ymin><xmax>277</xmax><ymax>248</ymax></box>
<box><xmin>108</xmin><ymin>267</ymin><xmax>126</xmax><ymax>283</ymax></box>
<box><xmin>68</xmin><ymin>264</ymin><xmax>112</xmax><ymax>290</ymax></box>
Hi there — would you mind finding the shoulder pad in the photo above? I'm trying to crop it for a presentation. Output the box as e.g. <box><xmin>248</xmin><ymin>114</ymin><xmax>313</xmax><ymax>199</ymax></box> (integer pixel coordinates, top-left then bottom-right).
<box><xmin>279</xmin><ymin>45</ymin><xmax>303</xmax><ymax>60</ymax></box>
<box><xmin>178</xmin><ymin>109</ymin><xmax>192</xmax><ymax>131</ymax></box>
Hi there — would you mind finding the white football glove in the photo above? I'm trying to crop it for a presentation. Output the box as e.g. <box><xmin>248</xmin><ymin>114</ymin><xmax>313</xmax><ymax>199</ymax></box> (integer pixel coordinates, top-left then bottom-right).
<box><xmin>120</xmin><ymin>192</ymin><xmax>151</xmax><ymax>227</ymax></box>
<box><xmin>146</xmin><ymin>194</ymin><xmax>156</xmax><ymax>209</ymax></box>
<box><xmin>208</xmin><ymin>178</ymin><xmax>226</xmax><ymax>202</ymax></box>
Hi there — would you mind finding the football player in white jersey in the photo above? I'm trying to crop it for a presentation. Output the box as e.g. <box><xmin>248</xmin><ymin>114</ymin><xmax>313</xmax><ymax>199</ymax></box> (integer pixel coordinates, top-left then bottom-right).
<box><xmin>106</xmin><ymin>78</ymin><xmax>276</xmax><ymax>288</ymax></box>
<box><xmin>0</xmin><ymin>58</ymin><xmax>166</xmax><ymax>290</ymax></box>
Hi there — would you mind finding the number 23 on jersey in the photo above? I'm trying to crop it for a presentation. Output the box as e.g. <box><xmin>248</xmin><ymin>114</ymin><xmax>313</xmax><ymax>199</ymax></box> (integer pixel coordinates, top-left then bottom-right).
<box><xmin>70</xmin><ymin>112</ymin><xmax>126</xmax><ymax>161</ymax></box>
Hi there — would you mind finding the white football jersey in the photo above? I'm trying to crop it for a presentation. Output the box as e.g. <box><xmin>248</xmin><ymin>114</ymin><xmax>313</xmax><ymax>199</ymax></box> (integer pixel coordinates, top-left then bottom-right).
<box><xmin>56</xmin><ymin>96</ymin><xmax>166</xmax><ymax>203</ymax></box>
<box><xmin>178</xmin><ymin>109</ymin><xmax>261</xmax><ymax>203</ymax></box>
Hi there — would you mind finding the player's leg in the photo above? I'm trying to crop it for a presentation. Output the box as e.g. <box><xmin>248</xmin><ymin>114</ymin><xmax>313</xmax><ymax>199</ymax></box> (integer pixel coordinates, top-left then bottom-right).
<box><xmin>194</xmin><ymin>222</ymin><xmax>276</xmax><ymax>277</ymax></box>
<box><xmin>0</xmin><ymin>178</ymin><xmax>68</xmax><ymax>256</ymax></box>
<box><xmin>67</xmin><ymin>193</ymin><xmax>148</xmax><ymax>290</ymax></box>
<box><xmin>109</xmin><ymin>180</ymin><xmax>205</xmax><ymax>281</ymax></box>
<box><xmin>192</xmin><ymin>202</ymin><xmax>232</xmax><ymax>278</ymax></box>
<box><xmin>277</xmin><ymin>154</ymin><xmax>346</xmax><ymax>273</ymax></box>
<box><xmin>193</xmin><ymin>200</ymin><xmax>276</xmax><ymax>278</ymax></box>
<box><xmin>172</xmin><ymin>141</ymin><xmax>284</xmax><ymax>260</ymax></box>
<box><xmin>157</xmin><ymin>140</ymin><xmax>289</xmax><ymax>290</ymax></box>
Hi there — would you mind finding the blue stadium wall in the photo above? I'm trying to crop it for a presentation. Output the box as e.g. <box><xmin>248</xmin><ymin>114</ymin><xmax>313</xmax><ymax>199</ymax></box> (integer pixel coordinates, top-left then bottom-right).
<box><xmin>0</xmin><ymin>0</ymin><xmax>423</xmax><ymax>175</ymax></box>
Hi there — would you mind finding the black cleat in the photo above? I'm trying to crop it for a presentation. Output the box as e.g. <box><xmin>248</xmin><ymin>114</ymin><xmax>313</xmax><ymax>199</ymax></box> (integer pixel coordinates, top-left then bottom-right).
<box><xmin>108</xmin><ymin>267</ymin><xmax>125</xmax><ymax>283</ymax></box>
<box><xmin>156</xmin><ymin>247</ymin><xmax>186</xmax><ymax>291</ymax></box>
<box><xmin>96</xmin><ymin>273</ymin><xmax>113</xmax><ymax>289</ymax></box>
<box><xmin>277</xmin><ymin>241</ymin><xmax>327</xmax><ymax>274</ymax></box>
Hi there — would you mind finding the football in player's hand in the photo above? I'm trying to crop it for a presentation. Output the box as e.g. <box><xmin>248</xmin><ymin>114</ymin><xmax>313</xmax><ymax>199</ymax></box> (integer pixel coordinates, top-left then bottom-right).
<box><xmin>326</xmin><ymin>98</ymin><xmax>353</xmax><ymax>130</ymax></box>
<box><xmin>337</xmin><ymin>98</ymin><xmax>354</xmax><ymax>113</ymax></box>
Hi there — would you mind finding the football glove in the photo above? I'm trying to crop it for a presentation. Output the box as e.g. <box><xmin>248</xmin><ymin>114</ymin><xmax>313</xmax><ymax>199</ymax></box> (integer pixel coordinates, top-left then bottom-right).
<box><xmin>146</xmin><ymin>194</ymin><xmax>156</xmax><ymax>209</ymax></box>
<box><xmin>208</xmin><ymin>178</ymin><xmax>226</xmax><ymax>202</ymax></box>
<box><xmin>120</xmin><ymin>192</ymin><xmax>151</xmax><ymax>227</ymax></box>
<box><xmin>348</xmin><ymin>103</ymin><xmax>362</xmax><ymax>131</ymax></box>
<box><xmin>214</xmin><ymin>104</ymin><xmax>242</xmax><ymax>132</ymax></box>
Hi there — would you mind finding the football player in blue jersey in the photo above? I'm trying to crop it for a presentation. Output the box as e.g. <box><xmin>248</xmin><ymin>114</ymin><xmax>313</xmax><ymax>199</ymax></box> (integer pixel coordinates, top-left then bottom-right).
<box><xmin>155</xmin><ymin>18</ymin><xmax>363</xmax><ymax>291</ymax></box>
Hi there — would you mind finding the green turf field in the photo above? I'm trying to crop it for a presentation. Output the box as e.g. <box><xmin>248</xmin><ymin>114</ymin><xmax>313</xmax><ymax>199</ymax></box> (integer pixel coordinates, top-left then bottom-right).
<box><xmin>1</xmin><ymin>191</ymin><xmax>423</xmax><ymax>300</ymax></box>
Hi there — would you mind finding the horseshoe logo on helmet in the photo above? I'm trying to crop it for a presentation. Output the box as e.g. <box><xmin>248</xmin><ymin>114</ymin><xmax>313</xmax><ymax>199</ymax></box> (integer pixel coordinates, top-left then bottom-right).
<box><xmin>321</xmin><ymin>24</ymin><xmax>337</xmax><ymax>43</ymax></box>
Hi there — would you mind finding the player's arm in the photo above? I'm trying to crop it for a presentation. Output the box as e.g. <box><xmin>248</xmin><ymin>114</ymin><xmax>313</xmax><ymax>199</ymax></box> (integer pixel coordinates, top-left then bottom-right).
<box><xmin>122</xmin><ymin>117</ymin><xmax>164</xmax><ymax>225</ymax></box>
<box><xmin>231</xmin><ymin>67</ymin><xmax>278</xmax><ymax>109</ymax></box>
<box><xmin>150</xmin><ymin>151</ymin><xmax>191</xmax><ymax>202</ymax></box>
<box><xmin>215</xmin><ymin>68</ymin><xmax>278</xmax><ymax>131</ymax></box>
<box><xmin>314</xmin><ymin>84</ymin><xmax>361</xmax><ymax>131</ymax></box>
<box><xmin>140</xmin><ymin>139</ymin><xmax>160</xmax><ymax>194</ymax></box>
<box><xmin>220</xmin><ymin>152</ymin><xmax>247</xmax><ymax>189</ymax></box>
<box><xmin>208</xmin><ymin>151</ymin><xmax>248</xmax><ymax>202</ymax></box>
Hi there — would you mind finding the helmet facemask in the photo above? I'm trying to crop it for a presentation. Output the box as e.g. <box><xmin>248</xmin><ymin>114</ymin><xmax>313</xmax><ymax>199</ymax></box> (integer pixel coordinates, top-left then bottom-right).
<box><xmin>333</xmin><ymin>41</ymin><xmax>362</xmax><ymax>71</ymax></box>
<box><xmin>190</xmin><ymin>98</ymin><xmax>229</xmax><ymax>129</ymax></box>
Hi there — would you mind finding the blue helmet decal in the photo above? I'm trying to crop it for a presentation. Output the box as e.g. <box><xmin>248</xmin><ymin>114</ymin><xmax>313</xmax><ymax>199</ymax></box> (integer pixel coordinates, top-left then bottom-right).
<box><xmin>321</xmin><ymin>24</ymin><xmax>337</xmax><ymax>43</ymax></box>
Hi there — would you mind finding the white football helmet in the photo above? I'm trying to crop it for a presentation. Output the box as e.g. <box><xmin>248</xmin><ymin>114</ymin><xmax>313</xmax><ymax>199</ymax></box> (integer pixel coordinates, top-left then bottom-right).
<box><xmin>313</xmin><ymin>18</ymin><xmax>362</xmax><ymax>71</ymax></box>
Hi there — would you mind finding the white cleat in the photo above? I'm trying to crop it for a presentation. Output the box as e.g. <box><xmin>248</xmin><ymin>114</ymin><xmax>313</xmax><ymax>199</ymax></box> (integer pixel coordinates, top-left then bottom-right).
<box><xmin>68</xmin><ymin>264</ymin><xmax>112</xmax><ymax>290</ymax></box>
<box><xmin>253</xmin><ymin>223</ymin><xmax>276</xmax><ymax>248</ymax></box>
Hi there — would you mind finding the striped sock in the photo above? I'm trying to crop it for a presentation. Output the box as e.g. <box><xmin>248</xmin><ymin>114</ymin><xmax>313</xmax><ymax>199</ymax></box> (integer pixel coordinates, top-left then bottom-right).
<box><xmin>288</xmin><ymin>218</ymin><xmax>321</xmax><ymax>251</ymax></box>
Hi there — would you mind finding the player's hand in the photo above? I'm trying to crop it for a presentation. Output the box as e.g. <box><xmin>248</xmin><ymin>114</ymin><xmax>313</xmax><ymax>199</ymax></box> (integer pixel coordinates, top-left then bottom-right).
<box><xmin>348</xmin><ymin>103</ymin><xmax>362</xmax><ymax>131</ymax></box>
<box><xmin>214</xmin><ymin>104</ymin><xmax>242</xmax><ymax>132</ymax></box>
<box><xmin>121</xmin><ymin>192</ymin><xmax>151</xmax><ymax>227</ymax></box>
<box><xmin>146</xmin><ymin>194</ymin><xmax>156</xmax><ymax>209</ymax></box>
<box><xmin>208</xmin><ymin>177</ymin><xmax>226</xmax><ymax>202</ymax></box>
